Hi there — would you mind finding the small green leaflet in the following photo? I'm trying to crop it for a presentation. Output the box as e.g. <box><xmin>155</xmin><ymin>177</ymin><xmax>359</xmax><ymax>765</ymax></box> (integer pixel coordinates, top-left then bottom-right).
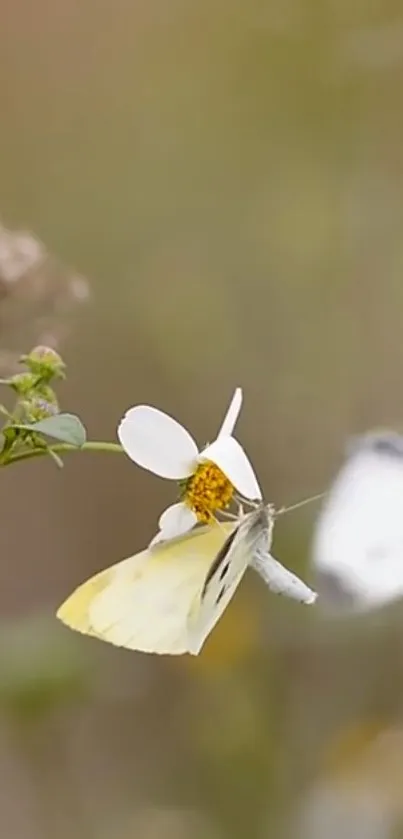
<box><xmin>0</xmin><ymin>426</ymin><xmax>18</xmax><ymax>460</ymax></box>
<box><xmin>16</xmin><ymin>413</ymin><xmax>87</xmax><ymax>447</ymax></box>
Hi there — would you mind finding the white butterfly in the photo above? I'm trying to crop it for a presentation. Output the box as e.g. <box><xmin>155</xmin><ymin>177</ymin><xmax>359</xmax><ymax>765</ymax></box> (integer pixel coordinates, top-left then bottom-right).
<box><xmin>57</xmin><ymin>503</ymin><xmax>317</xmax><ymax>656</ymax></box>
<box><xmin>311</xmin><ymin>430</ymin><xmax>403</xmax><ymax>611</ymax></box>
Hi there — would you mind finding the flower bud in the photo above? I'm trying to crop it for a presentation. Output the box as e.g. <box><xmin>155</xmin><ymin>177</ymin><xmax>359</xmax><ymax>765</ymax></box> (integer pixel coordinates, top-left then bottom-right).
<box><xmin>35</xmin><ymin>383</ymin><xmax>59</xmax><ymax>407</ymax></box>
<box><xmin>9</xmin><ymin>371</ymin><xmax>38</xmax><ymax>395</ymax></box>
<box><xmin>19</xmin><ymin>396</ymin><xmax>59</xmax><ymax>423</ymax></box>
<box><xmin>20</xmin><ymin>346</ymin><xmax>66</xmax><ymax>380</ymax></box>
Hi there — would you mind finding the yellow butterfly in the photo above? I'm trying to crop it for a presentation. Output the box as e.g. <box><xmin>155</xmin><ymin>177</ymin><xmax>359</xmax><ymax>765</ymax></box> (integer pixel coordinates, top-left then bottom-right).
<box><xmin>57</xmin><ymin>504</ymin><xmax>316</xmax><ymax>656</ymax></box>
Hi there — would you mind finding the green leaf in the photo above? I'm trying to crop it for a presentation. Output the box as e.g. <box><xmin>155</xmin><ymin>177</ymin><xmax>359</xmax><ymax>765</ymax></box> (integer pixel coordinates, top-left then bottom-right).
<box><xmin>16</xmin><ymin>413</ymin><xmax>87</xmax><ymax>447</ymax></box>
<box><xmin>0</xmin><ymin>427</ymin><xmax>17</xmax><ymax>462</ymax></box>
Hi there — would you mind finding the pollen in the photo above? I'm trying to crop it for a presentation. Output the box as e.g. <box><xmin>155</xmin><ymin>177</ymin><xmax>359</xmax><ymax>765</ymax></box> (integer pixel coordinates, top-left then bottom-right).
<box><xmin>184</xmin><ymin>461</ymin><xmax>234</xmax><ymax>523</ymax></box>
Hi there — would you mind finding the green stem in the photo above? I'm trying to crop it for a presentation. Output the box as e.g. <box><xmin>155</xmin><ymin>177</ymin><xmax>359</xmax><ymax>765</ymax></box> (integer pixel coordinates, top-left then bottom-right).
<box><xmin>3</xmin><ymin>441</ymin><xmax>123</xmax><ymax>467</ymax></box>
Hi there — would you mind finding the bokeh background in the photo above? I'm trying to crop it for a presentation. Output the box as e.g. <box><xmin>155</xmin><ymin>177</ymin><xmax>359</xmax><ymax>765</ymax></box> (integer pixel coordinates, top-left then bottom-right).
<box><xmin>2</xmin><ymin>1</ymin><xmax>403</xmax><ymax>837</ymax></box>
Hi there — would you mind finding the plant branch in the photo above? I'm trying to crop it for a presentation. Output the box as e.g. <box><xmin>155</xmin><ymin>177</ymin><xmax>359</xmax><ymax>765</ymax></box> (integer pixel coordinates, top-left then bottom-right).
<box><xmin>3</xmin><ymin>441</ymin><xmax>123</xmax><ymax>467</ymax></box>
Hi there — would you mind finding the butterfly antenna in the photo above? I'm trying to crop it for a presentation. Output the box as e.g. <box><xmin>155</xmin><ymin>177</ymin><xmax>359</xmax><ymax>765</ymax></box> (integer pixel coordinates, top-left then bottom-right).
<box><xmin>276</xmin><ymin>492</ymin><xmax>325</xmax><ymax>517</ymax></box>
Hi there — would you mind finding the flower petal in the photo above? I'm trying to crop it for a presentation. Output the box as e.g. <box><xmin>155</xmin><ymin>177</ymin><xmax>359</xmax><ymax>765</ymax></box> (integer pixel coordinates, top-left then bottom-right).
<box><xmin>217</xmin><ymin>387</ymin><xmax>242</xmax><ymax>438</ymax></box>
<box><xmin>150</xmin><ymin>503</ymin><xmax>198</xmax><ymax>545</ymax></box>
<box><xmin>118</xmin><ymin>406</ymin><xmax>198</xmax><ymax>479</ymax></box>
<box><xmin>200</xmin><ymin>436</ymin><xmax>262</xmax><ymax>500</ymax></box>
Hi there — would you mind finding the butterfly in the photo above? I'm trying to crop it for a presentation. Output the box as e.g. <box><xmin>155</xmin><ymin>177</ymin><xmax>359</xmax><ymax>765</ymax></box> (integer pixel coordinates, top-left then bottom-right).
<box><xmin>312</xmin><ymin>430</ymin><xmax>403</xmax><ymax>612</ymax></box>
<box><xmin>57</xmin><ymin>502</ymin><xmax>317</xmax><ymax>656</ymax></box>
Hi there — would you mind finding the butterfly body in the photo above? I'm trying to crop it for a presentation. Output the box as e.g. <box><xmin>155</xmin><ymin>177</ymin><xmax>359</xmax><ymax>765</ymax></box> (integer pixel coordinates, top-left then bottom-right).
<box><xmin>188</xmin><ymin>505</ymin><xmax>274</xmax><ymax>653</ymax></box>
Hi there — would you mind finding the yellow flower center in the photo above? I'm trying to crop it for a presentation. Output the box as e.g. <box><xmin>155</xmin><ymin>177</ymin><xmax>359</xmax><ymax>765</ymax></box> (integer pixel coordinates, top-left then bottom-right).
<box><xmin>184</xmin><ymin>461</ymin><xmax>234</xmax><ymax>523</ymax></box>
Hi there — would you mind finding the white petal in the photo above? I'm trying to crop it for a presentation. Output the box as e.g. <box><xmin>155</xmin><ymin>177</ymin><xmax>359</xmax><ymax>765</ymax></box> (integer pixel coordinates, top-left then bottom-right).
<box><xmin>217</xmin><ymin>387</ymin><xmax>243</xmax><ymax>438</ymax></box>
<box><xmin>118</xmin><ymin>406</ymin><xmax>198</xmax><ymax>479</ymax></box>
<box><xmin>200</xmin><ymin>436</ymin><xmax>262</xmax><ymax>500</ymax></box>
<box><xmin>150</xmin><ymin>503</ymin><xmax>198</xmax><ymax>545</ymax></box>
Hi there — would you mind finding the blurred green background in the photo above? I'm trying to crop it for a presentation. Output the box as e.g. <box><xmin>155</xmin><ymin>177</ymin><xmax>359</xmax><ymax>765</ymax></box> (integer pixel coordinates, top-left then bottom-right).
<box><xmin>2</xmin><ymin>1</ymin><xmax>403</xmax><ymax>837</ymax></box>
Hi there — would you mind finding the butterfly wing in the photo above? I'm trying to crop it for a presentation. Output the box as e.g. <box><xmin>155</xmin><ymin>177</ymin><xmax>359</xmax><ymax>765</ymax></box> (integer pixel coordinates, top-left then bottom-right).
<box><xmin>312</xmin><ymin>432</ymin><xmax>403</xmax><ymax>610</ymax></box>
<box><xmin>187</xmin><ymin>506</ymin><xmax>273</xmax><ymax>654</ymax></box>
<box><xmin>57</xmin><ymin>522</ymin><xmax>234</xmax><ymax>655</ymax></box>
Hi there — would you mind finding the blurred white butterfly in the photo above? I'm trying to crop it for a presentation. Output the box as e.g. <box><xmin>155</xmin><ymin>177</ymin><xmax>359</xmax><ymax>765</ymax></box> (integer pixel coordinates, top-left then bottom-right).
<box><xmin>57</xmin><ymin>502</ymin><xmax>317</xmax><ymax>656</ymax></box>
<box><xmin>312</xmin><ymin>430</ymin><xmax>403</xmax><ymax>612</ymax></box>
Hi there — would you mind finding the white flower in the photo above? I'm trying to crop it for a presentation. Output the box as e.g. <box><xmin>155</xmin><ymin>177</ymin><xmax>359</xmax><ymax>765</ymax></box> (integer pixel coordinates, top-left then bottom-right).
<box><xmin>117</xmin><ymin>387</ymin><xmax>262</xmax><ymax>543</ymax></box>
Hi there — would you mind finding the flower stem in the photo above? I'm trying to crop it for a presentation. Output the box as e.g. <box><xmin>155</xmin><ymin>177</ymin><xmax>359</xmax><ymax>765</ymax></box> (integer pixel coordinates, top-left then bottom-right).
<box><xmin>3</xmin><ymin>441</ymin><xmax>123</xmax><ymax>467</ymax></box>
